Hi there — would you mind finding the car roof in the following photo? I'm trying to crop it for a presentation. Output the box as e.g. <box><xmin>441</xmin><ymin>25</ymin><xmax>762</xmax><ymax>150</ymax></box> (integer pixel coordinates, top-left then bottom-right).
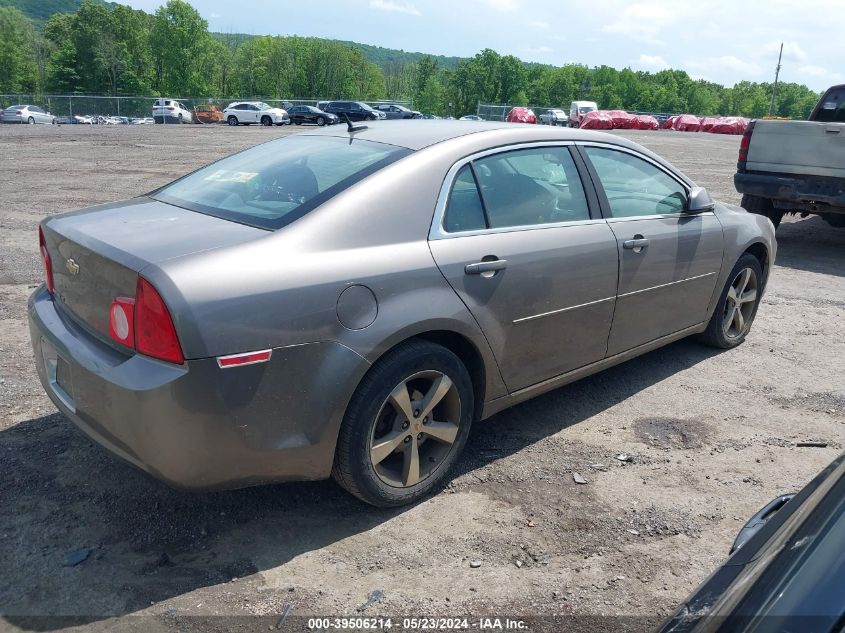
<box><xmin>298</xmin><ymin>119</ymin><xmax>650</xmax><ymax>153</ymax></box>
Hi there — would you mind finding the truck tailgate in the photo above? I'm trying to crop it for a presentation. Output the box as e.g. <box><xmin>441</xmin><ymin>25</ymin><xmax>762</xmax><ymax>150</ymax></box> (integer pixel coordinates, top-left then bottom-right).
<box><xmin>747</xmin><ymin>120</ymin><xmax>845</xmax><ymax>179</ymax></box>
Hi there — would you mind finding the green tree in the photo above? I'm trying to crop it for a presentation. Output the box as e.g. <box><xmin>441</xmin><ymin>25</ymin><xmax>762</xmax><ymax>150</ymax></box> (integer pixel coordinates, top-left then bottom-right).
<box><xmin>0</xmin><ymin>7</ymin><xmax>38</xmax><ymax>92</ymax></box>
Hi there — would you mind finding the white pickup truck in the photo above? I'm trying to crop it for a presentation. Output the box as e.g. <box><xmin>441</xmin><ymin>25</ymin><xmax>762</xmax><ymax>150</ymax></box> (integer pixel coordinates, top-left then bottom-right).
<box><xmin>735</xmin><ymin>84</ymin><xmax>845</xmax><ymax>229</ymax></box>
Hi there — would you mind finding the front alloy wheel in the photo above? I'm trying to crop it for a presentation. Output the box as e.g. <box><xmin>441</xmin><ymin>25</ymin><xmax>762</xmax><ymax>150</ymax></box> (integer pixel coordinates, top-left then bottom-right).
<box><xmin>698</xmin><ymin>252</ymin><xmax>763</xmax><ymax>349</ymax></box>
<box><xmin>723</xmin><ymin>267</ymin><xmax>758</xmax><ymax>339</ymax></box>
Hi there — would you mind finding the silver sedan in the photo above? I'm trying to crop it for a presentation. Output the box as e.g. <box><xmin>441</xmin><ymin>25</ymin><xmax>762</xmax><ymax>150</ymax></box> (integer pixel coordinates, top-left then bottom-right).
<box><xmin>2</xmin><ymin>104</ymin><xmax>55</xmax><ymax>124</ymax></box>
<box><xmin>29</xmin><ymin>122</ymin><xmax>776</xmax><ymax>506</ymax></box>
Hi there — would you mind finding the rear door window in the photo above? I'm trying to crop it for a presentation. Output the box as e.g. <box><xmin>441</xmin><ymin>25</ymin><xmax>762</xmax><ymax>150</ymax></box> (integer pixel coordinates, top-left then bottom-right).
<box><xmin>474</xmin><ymin>147</ymin><xmax>590</xmax><ymax>228</ymax></box>
<box><xmin>814</xmin><ymin>88</ymin><xmax>845</xmax><ymax>122</ymax></box>
<box><xmin>444</xmin><ymin>166</ymin><xmax>486</xmax><ymax>232</ymax></box>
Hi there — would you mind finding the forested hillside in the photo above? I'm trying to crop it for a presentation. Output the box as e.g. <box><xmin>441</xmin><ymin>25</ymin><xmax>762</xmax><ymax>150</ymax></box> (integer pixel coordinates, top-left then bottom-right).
<box><xmin>0</xmin><ymin>0</ymin><xmax>822</xmax><ymax>118</ymax></box>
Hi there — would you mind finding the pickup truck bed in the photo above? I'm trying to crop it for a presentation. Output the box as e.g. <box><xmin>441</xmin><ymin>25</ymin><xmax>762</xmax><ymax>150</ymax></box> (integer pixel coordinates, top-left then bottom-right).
<box><xmin>735</xmin><ymin>84</ymin><xmax>845</xmax><ymax>229</ymax></box>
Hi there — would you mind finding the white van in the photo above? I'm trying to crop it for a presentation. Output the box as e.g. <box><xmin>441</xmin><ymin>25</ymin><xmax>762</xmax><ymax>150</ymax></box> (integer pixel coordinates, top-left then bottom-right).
<box><xmin>569</xmin><ymin>101</ymin><xmax>598</xmax><ymax>127</ymax></box>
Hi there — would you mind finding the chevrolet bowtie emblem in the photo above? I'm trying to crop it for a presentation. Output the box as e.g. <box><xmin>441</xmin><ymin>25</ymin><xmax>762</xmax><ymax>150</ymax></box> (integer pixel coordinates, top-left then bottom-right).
<box><xmin>65</xmin><ymin>258</ymin><xmax>80</xmax><ymax>276</ymax></box>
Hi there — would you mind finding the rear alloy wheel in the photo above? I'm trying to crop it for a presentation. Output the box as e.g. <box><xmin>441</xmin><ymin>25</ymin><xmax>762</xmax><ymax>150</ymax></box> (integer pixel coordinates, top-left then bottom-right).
<box><xmin>698</xmin><ymin>253</ymin><xmax>763</xmax><ymax>349</ymax></box>
<box><xmin>261</xmin><ymin>115</ymin><xmax>272</xmax><ymax>126</ymax></box>
<box><xmin>316</xmin><ymin>116</ymin><xmax>326</xmax><ymax>127</ymax></box>
<box><xmin>227</xmin><ymin>116</ymin><xmax>238</xmax><ymax>126</ymax></box>
<box><xmin>178</xmin><ymin>114</ymin><xmax>183</xmax><ymax>124</ymax></box>
<box><xmin>333</xmin><ymin>340</ymin><xmax>473</xmax><ymax>507</ymax></box>
<box><xmin>27</xmin><ymin>117</ymin><xmax>35</xmax><ymax>124</ymax></box>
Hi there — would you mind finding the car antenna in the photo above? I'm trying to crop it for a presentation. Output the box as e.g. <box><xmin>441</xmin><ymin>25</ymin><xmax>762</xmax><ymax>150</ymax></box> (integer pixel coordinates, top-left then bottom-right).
<box><xmin>343</xmin><ymin>114</ymin><xmax>368</xmax><ymax>133</ymax></box>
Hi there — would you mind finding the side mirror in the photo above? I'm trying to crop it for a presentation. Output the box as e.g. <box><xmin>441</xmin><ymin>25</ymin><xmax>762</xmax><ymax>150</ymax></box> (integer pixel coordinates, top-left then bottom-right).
<box><xmin>686</xmin><ymin>186</ymin><xmax>716</xmax><ymax>214</ymax></box>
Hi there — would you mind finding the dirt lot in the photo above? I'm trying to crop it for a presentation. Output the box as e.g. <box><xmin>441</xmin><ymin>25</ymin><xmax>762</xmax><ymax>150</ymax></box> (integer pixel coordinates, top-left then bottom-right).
<box><xmin>0</xmin><ymin>124</ymin><xmax>843</xmax><ymax>632</ymax></box>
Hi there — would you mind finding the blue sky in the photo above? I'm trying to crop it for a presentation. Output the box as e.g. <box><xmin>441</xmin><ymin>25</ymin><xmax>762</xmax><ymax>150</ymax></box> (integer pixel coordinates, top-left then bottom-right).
<box><xmin>124</xmin><ymin>0</ymin><xmax>843</xmax><ymax>92</ymax></box>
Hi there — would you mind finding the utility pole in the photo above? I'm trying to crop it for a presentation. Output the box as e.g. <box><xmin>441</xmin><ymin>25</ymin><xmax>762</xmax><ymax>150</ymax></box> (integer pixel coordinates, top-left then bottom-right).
<box><xmin>768</xmin><ymin>42</ymin><xmax>783</xmax><ymax>117</ymax></box>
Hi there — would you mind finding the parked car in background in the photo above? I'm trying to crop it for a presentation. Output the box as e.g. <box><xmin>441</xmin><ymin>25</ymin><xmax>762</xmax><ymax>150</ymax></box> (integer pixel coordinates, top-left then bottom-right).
<box><xmin>374</xmin><ymin>104</ymin><xmax>421</xmax><ymax>119</ymax></box>
<box><xmin>323</xmin><ymin>101</ymin><xmax>386</xmax><ymax>122</ymax></box>
<box><xmin>506</xmin><ymin>107</ymin><xmax>537</xmax><ymax>124</ymax></box>
<box><xmin>30</xmin><ymin>121</ymin><xmax>775</xmax><ymax>508</ymax></box>
<box><xmin>421</xmin><ymin>113</ymin><xmax>441</xmax><ymax>119</ymax></box>
<box><xmin>132</xmin><ymin>117</ymin><xmax>155</xmax><ymax>125</ymax></box>
<box><xmin>538</xmin><ymin>108</ymin><xmax>567</xmax><ymax>126</ymax></box>
<box><xmin>193</xmin><ymin>104</ymin><xmax>224</xmax><ymax>124</ymax></box>
<box><xmin>224</xmin><ymin>101</ymin><xmax>290</xmax><ymax>126</ymax></box>
<box><xmin>74</xmin><ymin>115</ymin><xmax>94</xmax><ymax>124</ymax></box>
<box><xmin>658</xmin><ymin>453</ymin><xmax>845</xmax><ymax>633</ymax></box>
<box><xmin>735</xmin><ymin>84</ymin><xmax>845</xmax><ymax>230</ymax></box>
<box><xmin>288</xmin><ymin>105</ymin><xmax>338</xmax><ymax>126</ymax></box>
<box><xmin>316</xmin><ymin>101</ymin><xmax>330</xmax><ymax>111</ymax></box>
<box><xmin>2</xmin><ymin>105</ymin><xmax>55</xmax><ymax>124</ymax></box>
<box><xmin>569</xmin><ymin>100</ymin><xmax>598</xmax><ymax>127</ymax></box>
<box><xmin>458</xmin><ymin>114</ymin><xmax>483</xmax><ymax>121</ymax></box>
<box><xmin>152</xmin><ymin>99</ymin><xmax>193</xmax><ymax>124</ymax></box>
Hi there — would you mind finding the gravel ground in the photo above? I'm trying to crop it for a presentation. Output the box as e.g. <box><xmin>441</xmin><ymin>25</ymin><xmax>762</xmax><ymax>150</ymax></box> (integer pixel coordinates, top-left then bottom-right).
<box><xmin>0</xmin><ymin>124</ymin><xmax>843</xmax><ymax>633</ymax></box>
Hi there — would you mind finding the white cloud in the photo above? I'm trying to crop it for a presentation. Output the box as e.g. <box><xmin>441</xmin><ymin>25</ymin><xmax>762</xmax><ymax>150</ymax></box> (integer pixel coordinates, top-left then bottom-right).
<box><xmin>476</xmin><ymin>0</ymin><xmax>521</xmax><ymax>11</ymax></box>
<box><xmin>528</xmin><ymin>20</ymin><xmax>549</xmax><ymax>29</ymax></box>
<box><xmin>209</xmin><ymin>12</ymin><xmax>220</xmax><ymax>18</ymax></box>
<box><xmin>525</xmin><ymin>46</ymin><xmax>554</xmax><ymax>54</ymax></box>
<box><xmin>368</xmin><ymin>0</ymin><xmax>421</xmax><ymax>16</ymax></box>
<box><xmin>686</xmin><ymin>55</ymin><xmax>761</xmax><ymax>77</ymax></box>
<box><xmin>636</xmin><ymin>54</ymin><xmax>668</xmax><ymax>69</ymax></box>
<box><xmin>797</xmin><ymin>65</ymin><xmax>843</xmax><ymax>84</ymax></box>
<box><xmin>603</xmin><ymin>2</ymin><xmax>689</xmax><ymax>44</ymax></box>
<box><xmin>761</xmin><ymin>41</ymin><xmax>807</xmax><ymax>63</ymax></box>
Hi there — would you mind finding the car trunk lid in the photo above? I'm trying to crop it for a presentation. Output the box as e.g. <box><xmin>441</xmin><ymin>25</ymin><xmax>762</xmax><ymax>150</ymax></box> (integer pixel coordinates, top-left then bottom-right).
<box><xmin>43</xmin><ymin>197</ymin><xmax>267</xmax><ymax>343</ymax></box>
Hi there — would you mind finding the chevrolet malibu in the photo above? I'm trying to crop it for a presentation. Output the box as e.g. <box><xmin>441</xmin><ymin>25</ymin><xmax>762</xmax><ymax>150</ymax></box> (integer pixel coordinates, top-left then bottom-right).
<box><xmin>29</xmin><ymin>121</ymin><xmax>776</xmax><ymax>507</ymax></box>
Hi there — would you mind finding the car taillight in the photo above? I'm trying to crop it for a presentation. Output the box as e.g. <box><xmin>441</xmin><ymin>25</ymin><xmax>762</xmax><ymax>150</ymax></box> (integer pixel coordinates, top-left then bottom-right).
<box><xmin>16</xmin><ymin>110</ymin><xmax>22</xmax><ymax>115</ymax></box>
<box><xmin>107</xmin><ymin>277</ymin><xmax>183</xmax><ymax>363</ymax></box>
<box><xmin>737</xmin><ymin>120</ymin><xmax>756</xmax><ymax>172</ymax></box>
<box><xmin>108</xmin><ymin>297</ymin><xmax>135</xmax><ymax>347</ymax></box>
<box><xmin>38</xmin><ymin>226</ymin><xmax>54</xmax><ymax>294</ymax></box>
<box><xmin>167</xmin><ymin>107</ymin><xmax>175</xmax><ymax>111</ymax></box>
<box><xmin>135</xmin><ymin>277</ymin><xmax>184</xmax><ymax>364</ymax></box>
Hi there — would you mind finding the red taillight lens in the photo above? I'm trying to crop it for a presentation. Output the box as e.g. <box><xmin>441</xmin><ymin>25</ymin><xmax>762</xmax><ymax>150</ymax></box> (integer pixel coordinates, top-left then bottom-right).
<box><xmin>38</xmin><ymin>226</ymin><xmax>54</xmax><ymax>294</ymax></box>
<box><xmin>737</xmin><ymin>120</ymin><xmax>755</xmax><ymax>172</ymax></box>
<box><xmin>16</xmin><ymin>110</ymin><xmax>22</xmax><ymax>115</ymax></box>
<box><xmin>108</xmin><ymin>297</ymin><xmax>135</xmax><ymax>347</ymax></box>
<box><xmin>135</xmin><ymin>277</ymin><xmax>184</xmax><ymax>364</ymax></box>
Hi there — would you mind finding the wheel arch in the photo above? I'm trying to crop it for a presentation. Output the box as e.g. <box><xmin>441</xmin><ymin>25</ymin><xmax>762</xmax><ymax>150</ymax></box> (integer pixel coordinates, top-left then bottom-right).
<box><xmin>743</xmin><ymin>241</ymin><xmax>770</xmax><ymax>288</ymax></box>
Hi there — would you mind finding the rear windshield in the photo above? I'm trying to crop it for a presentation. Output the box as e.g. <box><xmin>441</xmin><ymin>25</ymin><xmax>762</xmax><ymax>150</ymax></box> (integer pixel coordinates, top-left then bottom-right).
<box><xmin>814</xmin><ymin>88</ymin><xmax>845</xmax><ymax>122</ymax></box>
<box><xmin>579</xmin><ymin>106</ymin><xmax>596</xmax><ymax>113</ymax></box>
<box><xmin>151</xmin><ymin>135</ymin><xmax>411</xmax><ymax>230</ymax></box>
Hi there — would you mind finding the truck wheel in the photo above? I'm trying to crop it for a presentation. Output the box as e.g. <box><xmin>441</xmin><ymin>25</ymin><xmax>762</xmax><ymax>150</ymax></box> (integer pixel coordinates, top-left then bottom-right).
<box><xmin>332</xmin><ymin>340</ymin><xmax>473</xmax><ymax>507</ymax></box>
<box><xmin>741</xmin><ymin>194</ymin><xmax>783</xmax><ymax>229</ymax></box>
<box><xmin>697</xmin><ymin>253</ymin><xmax>763</xmax><ymax>350</ymax></box>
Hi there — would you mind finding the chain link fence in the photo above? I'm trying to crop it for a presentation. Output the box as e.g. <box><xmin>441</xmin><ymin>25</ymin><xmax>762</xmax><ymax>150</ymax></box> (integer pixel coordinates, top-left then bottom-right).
<box><xmin>477</xmin><ymin>102</ymin><xmax>678</xmax><ymax>125</ymax></box>
<box><xmin>0</xmin><ymin>94</ymin><xmax>411</xmax><ymax>121</ymax></box>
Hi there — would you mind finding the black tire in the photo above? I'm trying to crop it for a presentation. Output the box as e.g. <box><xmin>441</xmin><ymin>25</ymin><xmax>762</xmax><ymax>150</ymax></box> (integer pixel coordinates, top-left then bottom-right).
<box><xmin>227</xmin><ymin>116</ymin><xmax>239</xmax><ymax>126</ymax></box>
<box><xmin>741</xmin><ymin>194</ymin><xmax>783</xmax><ymax>229</ymax></box>
<box><xmin>332</xmin><ymin>340</ymin><xmax>474</xmax><ymax>507</ymax></box>
<box><xmin>697</xmin><ymin>253</ymin><xmax>764</xmax><ymax>349</ymax></box>
<box><xmin>177</xmin><ymin>114</ymin><xmax>183</xmax><ymax>124</ymax></box>
<box><xmin>261</xmin><ymin>115</ymin><xmax>272</xmax><ymax>126</ymax></box>
<box><xmin>294</xmin><ymin>120</ymin><xmax>301</xmax><ymax>125</ymax></box>
<box><xmin>27</xmin><ymin>117</ymin><xmax>35</xmax><ymax>124</ymax></box>
<box><xmin>316</xmin><ymin>116</ymin><xmax>326</xmax><ymax>127</ymax></box>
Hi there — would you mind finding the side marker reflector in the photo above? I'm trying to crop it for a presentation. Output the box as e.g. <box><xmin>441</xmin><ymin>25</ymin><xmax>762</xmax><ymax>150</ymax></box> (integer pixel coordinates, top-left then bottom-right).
<box><xmin>217</xmin><ymin>349</ymin><xmax>272</xmax><ymax>369</ymax></box>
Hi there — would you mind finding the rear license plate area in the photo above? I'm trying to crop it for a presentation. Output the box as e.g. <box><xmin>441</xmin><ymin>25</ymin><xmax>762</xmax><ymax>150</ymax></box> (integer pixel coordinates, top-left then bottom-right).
<box><xmin>41</xmin><ymin>339</ymin><xmax>76</xmax><ymax>412</ymax></box>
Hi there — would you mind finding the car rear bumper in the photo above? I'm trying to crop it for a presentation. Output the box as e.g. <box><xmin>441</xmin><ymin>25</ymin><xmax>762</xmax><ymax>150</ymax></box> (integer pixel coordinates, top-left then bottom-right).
<box><xmin>28</xmin><ymin>286</ymin><xmax>369</xmax><ymax>490</ymax></box>
<box><xmin>735</xmin><ymin>171</ymin><xmax>845</xmax><ymax>214</ymax></box>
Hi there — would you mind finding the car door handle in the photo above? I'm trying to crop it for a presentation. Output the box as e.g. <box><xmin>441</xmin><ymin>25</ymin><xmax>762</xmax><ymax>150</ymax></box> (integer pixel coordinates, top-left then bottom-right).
<box><xmin>465</xmin><ymin>259</ymin><xmax>508</xmax><ymax>275</ymax></box>
<box><xmin>825</xmin><ymin>126</ymin><xmax>841</xmax><ymax>134</ymax></box>
<box><xmin>623</xmin><ymin>237</ymin><xmax>650</xmax><ymax>250</ymax></box>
